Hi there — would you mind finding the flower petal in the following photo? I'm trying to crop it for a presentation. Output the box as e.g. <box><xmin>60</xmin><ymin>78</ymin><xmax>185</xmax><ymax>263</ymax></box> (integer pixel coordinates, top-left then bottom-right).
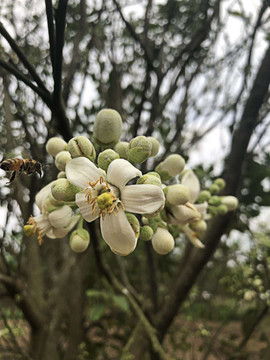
<box><xmin>182</xmin><ymin>224</ymin><xmax>205</xmax><ymax>248</ymax></box>
<box><xmin>66</xmin><ymin>157</ymin><xmax>104</xmax><ymax>189</ymax></box>
<box><xmin>75</xmin><ymin>192</ymin><xmax>99</xmax><ymax>222</ymax></box>
<box><xmin>48</xmin><ymin>205</ymin><xmax>72</xmax><ymax>228</ymax></box>
<box><xmin>35</xmin><ymin>181</ymin><xmax>54</xmax><ymax>211</ymax></box>
<box><xmin>121</xmin><ymin>184</ymin><xmax>165</xmax><ymax>214</ymax></box>
<box><xmin>107</xmin><ymin>159</ymin><xmax>142</xmax><ymax>190</ymax></box>
<box><xmin>35</xmin><ymin>214</ymin><xmax>51</xmax><ymax>235</ymax></box>
<box><xmin>181</xmin><ymin>170</ymin><xmax>200</xmax><ymax>203</ymax></box>
<box><xmin>169</xmin><ymin>202</ymin><xmax>201</xmax><ymax>225</ymax></box>
<box><xmin>100</xmin><ymin>208</ymin><xmax>137</xmax><ymax>255</ymax></box>
<box><xmin>52</xmin><ymin>227</ymin><xmax>69</xmax><ymax>238</ymax></box>
<box><xmin>194</xmin><ymin>202</ymin><xmax>208</xmax><ymax>218</ymax></box>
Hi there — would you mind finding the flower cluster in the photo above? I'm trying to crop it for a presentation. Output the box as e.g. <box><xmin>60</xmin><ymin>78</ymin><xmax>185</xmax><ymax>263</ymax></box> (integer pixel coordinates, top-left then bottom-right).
<box><xmin>24</xmin><ymin>109</ymin><xmax>238</xmax><ymax>256</ymax></box>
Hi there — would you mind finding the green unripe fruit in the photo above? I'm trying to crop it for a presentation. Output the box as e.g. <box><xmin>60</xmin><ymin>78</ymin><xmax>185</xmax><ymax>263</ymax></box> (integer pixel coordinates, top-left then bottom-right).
<box><xmin>97</xmin><ymin>149</ymin><xmax>120</xmax><ymax>171</ymax></box>
<box><xmin>164</xmin><ymin>184</ymin><xmax>190</xmax><ymax>205</ymax></box>
<box><xmin>93</xmin><ymin>109</ymin><xmax>122</xmax><ymax>147</ymax></box>
<box><xmin>127</xmin><ymin>136</ymin><xmax>152</xmax><ymax>164</ymax></box>
<box><xmin>147</xmin><ymin>137</ymin><xmax>160</xmax><ymax>157</ymax></box>
<box><xmin>217</xmin><ymin>204</ymin><xmax>228</xmax><ymax>215</ymax></box>
<box><xmin>197</xmin><ymin>190</ymin><xmax>211</xmax><ymax>203</ymax></box>
<box><xmin>46</xmin><ymin>137</ymin><xmax>68</xmax><ymax>157</ymax></box>
<box><xmin>140</xmin><ymin>226</ymin><xmax>154</xmax><ymax>241</ymax></box>
<box><xmin>68</xmin><ymin>136</ymin><xmax>96</xmax><ymax>162</ymax></box>
<box><xmin>214</xmin><ymin>178</ymin><xmax>226</xmax><ymax>190</ymax></box>
<box><xmin>70</xmin><ymin>229</ymin><xmax>90</xmax><ymax>253</ymax></box>
<box><xmin>55</xmin><ymin>151</ymin><xmax>72</xmax><ymax>171</ymax></box>
<box><xmin>51</xmin><ymin>178</ymin><xmax>80</xmax><ymax>201</ymax></box>
<box><xmin>114</xmin><ymin>141</ymin><xmax>129</xmax><ymax>159</ymax></box>
<box><xmin>209</xmin><ymin>183</ymin><xmax>220</xmax><ymax>194</ymax></box>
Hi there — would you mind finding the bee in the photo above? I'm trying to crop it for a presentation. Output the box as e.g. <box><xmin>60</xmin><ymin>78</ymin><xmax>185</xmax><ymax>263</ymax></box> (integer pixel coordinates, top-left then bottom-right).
<box><xmin>0</xmin><ymin>158</ymin><xmax>43</xmax><ymax>184</ymax></box>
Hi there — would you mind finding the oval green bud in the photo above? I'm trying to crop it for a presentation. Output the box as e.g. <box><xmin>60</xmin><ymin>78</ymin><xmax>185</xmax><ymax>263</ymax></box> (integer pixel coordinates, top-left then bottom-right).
<box><xmin>164</xmin><ymin>184</ymin><xmax>190</xmax><ymax>205</ymax></box>
<box><xmin>221</xmin><ymin>196</ymin><xmax>238</xmax><ymax>211</ymax></box>
<box><xmin>70</xmin><ymin>229</ymin><xmax>90</xmax><ymax>253</ymax></box>
<box><xmin>126</xmin><ymin>213</ymin><xmax>140</xmax><ymax>239</ymax></box>
<box><xmin>97</xmin><ymin>149</ymin><xmax>120</xmax><ymax>172</ymax></box>
<box><xmin>127</xmin><ymin>136</ymin><xmax>152</xmax><ymax>164</ymax></box>
<box><xmin>209</xmin><ymin>184</ymin><xmax>220</xmax><ymax>194</ymax></box>
<box><xmin>46</xmin><ymin>137</ymin><xmax>67</xmax><ymax>157</ymax></box>
<box><xmin>93</xmin><ymin>109</ymin><xmax>122</xmax><ymax>147</ymax></box>
<box><xmin>136</xmin><ymin>174</ymin><xmax>162</xmax><ymax>188</ymax></box>
<box><xmin>217</xmin><ymin>204</ymin><xmax>228</xmax><ymax>215</ymax></box>
<box><xmin>57</xmin><ymin>171</ymin><xmax>66</xmax><ymax>179</ymax></box>
<box><xmin>55</xmin><ymin>151</ymin><xmax>72</xmax><ymax>171</ymax></box>
<box><xmin>114</xmin><ymin>141</ymin><xmax>129</xmax><ymax>159</ymax></box>
<box><xmin>141</xmin><ymin>216</ymin><xmax>149</xmax><ymax>225</ymax></box>
<box><xmin>68</xmin><ymin>136</ymin><xmax>96</xmax><ymax>162</ymax></box>
<box><xmin>155</xmin><ymin>154</ymin><xmax>185</xmax><ymax>181</ymax></box>
<box><xmin>208</xmin><ymin>196</ymin><xmax>221</xmax><ymax>206</ymax></box>
<box><xmin>140</xmin><ymin>226</ymin><xmax>154</xmax><ymax>241</ymax></box>
<box><xmin>147</xmin><ymin>137</ymin><xmax>160</xmax><ymax>157</ymax></box>
<box><xmin>197</xmin><ymin>190</ymin><xmax>211</xmax><ymax>203</ymax></box>
<box><xmin>190</xmin><ymin>220</ymin><xmax>207</xmax><ymax>235</ymax></box>
<box><xmin>51</xmin><ymin>178</ymin><xmax>80</xmax><ymax>201</ymax></box>
<box><xmin>152</xmin><ymin>227</ymin><xmax>174</xmax><ymax>255</ymax></box>
<box><xmin>214</xmin><ymin>178</ymin><xmax>226</xmax><ymax>190</ymax></box>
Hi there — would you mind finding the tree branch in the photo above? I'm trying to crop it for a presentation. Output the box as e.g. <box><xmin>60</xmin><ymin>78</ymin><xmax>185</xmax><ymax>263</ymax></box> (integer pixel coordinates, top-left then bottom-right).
<box><xmin>45</xmin><ymin>0</ymin><xmax>56</xmax><ymax>80</ymax></box>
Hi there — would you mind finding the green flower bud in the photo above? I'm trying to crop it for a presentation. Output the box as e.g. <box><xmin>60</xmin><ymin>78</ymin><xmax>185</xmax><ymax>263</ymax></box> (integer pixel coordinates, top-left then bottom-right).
<box><xmin>214</xmin><ymin>178</ymin><xmax>226</xmax><ymax>190</ymax></box>
<box><xmin>147</xmin><ymin>172</ymin><xmax>161</xmax><ymax>179</ymax></box>
<box><xmin>208</xmin><ymin>196</ymin><xmax>221</xmax><ymax>206</ymax></box>
<box><xmin>68</xmin><ymin>136</ymin><xmax>96</xmax><ymax>162</ymax></box>
<box><xmin>46</xmin><ymin>137</ymin><xmax>67</xmax><ymax>157</ymax></box>
<box><xmin>190</xmin><ymin>220</ymin><xmax>207</xmax><ymax>235</ymax></box>
<box><xmin>217</xmin><ymin>204</ymin><xmax>228</xmax><ymax>215</ymax></box>
<box><xmin>140</xmin><ymin>226</ymin><xmax>154</xmax><ymax>241</ymax></box>
<box><xmin>147</xmin><ymin>137</ymin><xmax>160</xmax><ymax>157</ymax></box>
<box><xmin>93</xmin><ymin>109</ymin><xmax>122</xmax><ymax>147</ymax></box>
<box><xmin>97</xmin><ymin>149</ymin><xmax>120</xmax><ymax>172</ymax></box>
<box><xmin>136</xmin><ymin>173</ymin><xmax>162</xmax><ymax>188</ymax></box>
<box><xmin>209</xmin><ymin>183</ymin><xmax>220</xmax><ymax>194</ymax></box>
<box><xmin>197</xmin><ymin>190</ymin><xmax>211</xmax><ymax>203</ymax></box>
<box><xmin>127</xmin><ymin>136</ymin><xmax>152</xmax><ymax>164</ymax></box>
<box><xmin>152</xmin><ymin>227</ymin><xmax>175</xmax><ymax>255</ymax></box>
<box><xmin>51</xmin><ymin>178</ymin><xmax>80</xmax><ymax>201</ymax></box>
<box><xmin>155</xmin><ymin>154</ymin><xmax>185</xmax><ymax>181</ymax></box>
<box><xmin>164</xmin><ymin>184</ymin><xmax>190</xmax><ymax>205</ymax></box>
<box><xmin>55</xmin><ymin>151</ymin><xmax>72</xmax><ymax>171</ymax></box>
<box><xmin>126</xmin><ymin>213</ymin><xmax>140</xmax><ymax>239</ymax></box>
<box><xmin>221</xmin><ymin>196</ymin><xmax>238</xmax><ymax>211</ymax></box>
<box><xmin>57</xmin><ymin>171</ymin><xmax>66</xmax><ymax>179</ymax></box>
<box><xmin>141</xmin><ymin>216</ymin><xmax>149</xmax><ymax>225</ymax></box>
<box><xmin>23</xmin><ymin>224</ymin><xmax>35</xmax><ymax>237</ymax></box>
<box><xmin>114</xmin><ymin>141</ymin><xmax>129</xmax><ymax>159</ymax></box>
<box><xmin>70</xmin><ymin>229</ymin><xmax>90</xmax><ymax>253</ymax></box>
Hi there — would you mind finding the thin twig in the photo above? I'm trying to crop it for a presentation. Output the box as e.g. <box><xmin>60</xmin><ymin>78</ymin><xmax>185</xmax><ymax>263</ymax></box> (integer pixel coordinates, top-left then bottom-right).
<box><xmin>45</xmin><ymin>0</ymin><xmax>56</xmax><ymax>80</ymax></box>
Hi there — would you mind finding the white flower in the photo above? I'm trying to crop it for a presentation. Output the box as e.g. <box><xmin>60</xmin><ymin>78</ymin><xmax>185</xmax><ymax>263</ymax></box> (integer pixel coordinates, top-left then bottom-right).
<box><xmin>66</xmin><ymin>157</ymin><xmax>165</xmax><ymax>256</ymax></box>
<box><xmin>28</xmin><ymin>184</ymin><xmax>79</xmax><ymax>244</ymax></box>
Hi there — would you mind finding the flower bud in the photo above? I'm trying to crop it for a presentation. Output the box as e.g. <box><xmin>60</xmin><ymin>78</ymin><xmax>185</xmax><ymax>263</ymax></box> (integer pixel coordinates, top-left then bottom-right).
<box><xmin>152</xmin><ymin>227</ymin><xmax>174</xmax><ymax>255</ymax></box>
<box><xmin>209</xmin><ymin>184</ymin><xmax>220</xmax><ymax>194</ymax></box>
<box><xmin>57</xmin><ymin>171</ymin><xmax>66</xmax><ymax>179</ymax></box>
<box><xmin>190</xmin><ymin>220</ymin><xmax>207</xmax><ymax>235</ymax></box>
<box><xmin>208</xmin><ymin>196</ymin><xmax>221</xmax><ymax>206</ymax></box>
<box><xmin>51</xmin><ymin>178</ymin><xmax>80</xmax><ymax>201</ymax></box>
<box><xmin>46</xmin><ymin>137</ymin><xmax>67</xmax><ymax>157</ymax></box>
<box><xmin>168</xmin><ymin>202</ymin><xmax>201</xmax><ymax>225</ymax></box>
<box><xmin>140</xmin><ymin>226</ymin><xmax>154</xmax><ymax>241</ymax></box>
<box><xmin>68</xmin><ymin>136</ymin><xmax>96</xmax><ymax>162</ymax></box>
<box><xmin>127</xmin><ymin>136</ymin><xmax>152</xmax><ymax>164</ymax></box>
<box><xmin>147</xmin><ymin>137</ymin><xmax>160</xmax><ymax>157</ymax></box>
<box><xmin>141</xmin><ymin>216</ymin><xmax>149</xmax><ymax>225</ymax></box>
<box><xmin>23</xmin><ymin>224</ymin><xmax>35</xmax><ymax>237</ymax></box>
<box><xmin>155</xmin><ymin>154</ymin><xmax>185</xmax><ymax>181</ymax></box>
<box><xmin>221</xmin><ymin>196</ymin><xmax>238</xmax><ymax>211</ymax></box>
<box><xmin>136</xmin><ymin>173</ymin><xmax>162</xmax><ymax>188</ymax></box>
<box><xmin>217</xmin><ymin>204</ymin><xmax>228</xmax><ymax>215</ymax></box>
<box><xmin>97</xmin><ymin>149</ymin><xmax>120</xmax><ymax>172</ymax></box>
<box><xmin>214</xmin><ymin>178</ymin><xmax>226</xmax><ymax>190</ymax></box>
<box><xmin>244</xmin><ymin>290</ymin><xmax>256</xmax><ymax>301</ymax></box>
<box><xmin>93</xmin><ymin>109</ymin><xmax>122</xmax><ymax>147</ymax></box>
<box><xmin>55</xmin><ymin>151</ymin><xmax>72</xmax><ymax>171</ymax></box>
<box><xmin>114</xmin><ymin>141</ymin><xmax>129</xmax><ymax>159</ymax></box>
<box><xmin>197</xmin><ymin>190</ymin><xmax>211</xmax><ymax>203</ymax></box>
<box><xmin>126</xmin><ymin>213</ymin><xmax>140</xmax><ymax>240</ymax></box>
<box><xmin>164</xmin><ymin>184</ymin><xmax>190</xmax><ymax>205</ymax></box>
<box><xmin>69</xmin><ymin>229</ymin><xmax>90</xmax><ymax>253</ymax></box>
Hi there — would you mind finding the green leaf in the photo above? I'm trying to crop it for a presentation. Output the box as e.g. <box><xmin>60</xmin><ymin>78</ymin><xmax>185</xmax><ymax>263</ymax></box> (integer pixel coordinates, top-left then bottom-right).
<box><xmin>89</xmin><ymin>304</ymin><xmax>106</xmax><ymax>322</ymax></box>
<box><xmin>113</xmin><ymin>295</ymin><xmax>129</xmax><ymax>312</ymax></box>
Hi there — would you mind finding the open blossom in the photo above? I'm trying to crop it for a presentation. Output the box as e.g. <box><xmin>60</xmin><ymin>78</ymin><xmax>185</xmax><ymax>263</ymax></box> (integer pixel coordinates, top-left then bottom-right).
<box><xmin>66</xmin><ymin>157</ymin><xmax>165</xmax><ymax>256</ymax></box>
<box><xmin>27</xmin><ymin>182</ymin><xmax>79</xmax><ymax>244</ymax></box>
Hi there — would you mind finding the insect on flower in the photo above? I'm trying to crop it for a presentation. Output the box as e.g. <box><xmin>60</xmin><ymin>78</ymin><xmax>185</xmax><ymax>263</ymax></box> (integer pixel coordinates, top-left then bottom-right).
<box><xmin>0</xmin><ymin>157</ymin><xmax>43</xmax><ymax>184</ymax></box>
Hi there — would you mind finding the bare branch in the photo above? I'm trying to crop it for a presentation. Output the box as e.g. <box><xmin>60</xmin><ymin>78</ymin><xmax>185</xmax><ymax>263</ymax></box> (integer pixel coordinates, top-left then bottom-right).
<box><xmin>45</xmin><ymin>0</ymin><xmax>56</xmax><ymax>79</ymax></box>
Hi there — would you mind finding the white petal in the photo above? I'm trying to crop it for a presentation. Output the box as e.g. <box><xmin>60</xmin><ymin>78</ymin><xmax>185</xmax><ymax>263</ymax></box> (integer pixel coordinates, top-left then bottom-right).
<box><xmin>35</xmin><ymin>181</ymin><xmax>54</xmax><ymax>211</ymax></box>
<box><xmin>46</xmin><ymin>229</ymin><xmax>57</xmax><ymax>239</ymax></box>
<box><xmin>48</xmin><ymin>205</ymin><xmax>72</xmax><ymax>228</ymax></box>
<box><xmin>66</xmin><ymin>157</ymin><xmax>104</xmax><ymax>189</ymax></box>
<box><xmin>35</xmin><ymin>214</ymin><xmax>51</xmax><ymax>235</ymax></box>
<box><xmin>100</xmin><ymin>208</ymin><xmax>137</xmax><ymax>255</ymax></box>
<box><xmin>107</xmin><ymin>159</ymin><xmax>142</xmax><ymax>190</ymax></box>
<box><xmin>52</xmin><ymin>227</ymin><xmax>69</xmax><ymax>238</ymax></box>
<box><xmin>181</xmin><ymin>170</ymin><xmax>200</xmax><ymax>203</ymax></box>
<box><xmin>75</xmin><ymin>192</ymin><xmax>99</xmax><ymax>222</ymax></box>
<box><xmin>65</xmin><ymin>214</ymin><xmax>80</xmax><ymax>231</ymax></box>
<box><xmin>121</xmin><ymin>184</ymin><xmax>165</xmax><ymax>214</ymax></box>
<box><xmin>182</xmin><ymin>224</ymin><xmax>205</xmax><ymax>248</ymax></box>
<box><xmin>194</xmin><ymin>202</ymin><xmax>208</xmax><ymax>219</ymax></box>
<box><xmin>169</xmin><ymin>202</ymin><xmax>201</xmax><ymax>225</ymax></box>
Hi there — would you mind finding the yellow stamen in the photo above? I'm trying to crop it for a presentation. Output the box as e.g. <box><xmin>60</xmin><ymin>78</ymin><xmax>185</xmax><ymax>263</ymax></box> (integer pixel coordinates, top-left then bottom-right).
<box><xmin>27</xmin><ymin>216</ymin><xmax>44</xmax><ymax>245</ymax></box>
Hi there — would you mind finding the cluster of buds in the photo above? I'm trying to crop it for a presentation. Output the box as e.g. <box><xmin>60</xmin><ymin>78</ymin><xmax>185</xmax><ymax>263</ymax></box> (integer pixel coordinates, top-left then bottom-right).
<box><xmin>24</xmin><ymin>108</ymin><xmax>239</xmax><ymax>256</ymax></box>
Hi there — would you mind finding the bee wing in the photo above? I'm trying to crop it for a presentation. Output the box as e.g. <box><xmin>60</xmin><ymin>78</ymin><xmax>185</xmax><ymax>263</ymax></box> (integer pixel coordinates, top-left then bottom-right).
<box><xmin>22</xmin><ymin>150</ymin><xmax>32</xmax><ymax>160</ymax></box>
